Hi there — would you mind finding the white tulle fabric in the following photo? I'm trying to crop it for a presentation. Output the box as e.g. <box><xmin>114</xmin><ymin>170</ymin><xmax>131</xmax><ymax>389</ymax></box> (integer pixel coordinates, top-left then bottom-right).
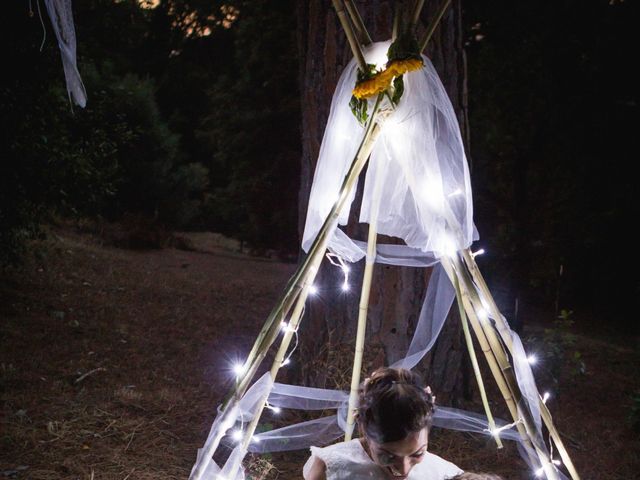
<box><xmin>301</xmin><ymin>41</ymin><xmax>474</xmax><ymax>261</ymax></box>
<box><xmin>191</xmin><ymin>40</ymin><xmax>567</xmax><ymax>480</ymax></box>
<box><xmin>43</xmin><ymin>0</ymin><xmax>87</xmax><ymax>107</ymax></box>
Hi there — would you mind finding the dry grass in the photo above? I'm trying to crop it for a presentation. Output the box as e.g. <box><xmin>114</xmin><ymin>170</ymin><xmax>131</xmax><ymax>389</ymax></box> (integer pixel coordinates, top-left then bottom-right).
<box><xmin>1</xmin><ymin>226</ymin><xmax>638</xmax><ymax>479</ymax></box>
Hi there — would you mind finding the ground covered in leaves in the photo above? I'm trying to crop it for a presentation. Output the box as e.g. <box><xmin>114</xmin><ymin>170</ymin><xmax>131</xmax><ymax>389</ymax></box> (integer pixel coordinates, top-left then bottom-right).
<box><xmin>1</xmin><ymin>227</ymin><xmax>638</xmax><ymax>479</ymax></box>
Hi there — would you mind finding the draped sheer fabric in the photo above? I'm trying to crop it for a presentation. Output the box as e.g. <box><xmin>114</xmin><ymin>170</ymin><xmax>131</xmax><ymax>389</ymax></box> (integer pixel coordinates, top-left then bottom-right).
<box><xmin>43</xmin><ymin>0</ymin><xmax>87</xmax><ymax>107</ymax></box>
<box><xmin>301</xmin><ymin>41</ymin><xmax>475</xmax><ymax>262</ymax></box>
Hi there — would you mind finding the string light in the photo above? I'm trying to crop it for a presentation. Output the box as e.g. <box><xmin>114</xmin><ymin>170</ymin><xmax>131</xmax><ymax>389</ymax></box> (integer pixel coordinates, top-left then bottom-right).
<box><xmin>266</xmin><ymin>403</ymin><xmax>282</xmax><ymax>414</ymax></box>
<box><xmin>542</xmin><ymin>392</ymin><xmax>551</xmax><ymax>404</ymax></box>
<box><xmin>282</xmin><ymin>358</ymin><xmax>291</xmax><ymax>366</ymax></box>
<box><xmin>477</xmin><ymin>308</ymin><xmax>489</xmax><ymax>321</ymax></box>
<box><xmin>326</xmin><ymin>253</ymin><xmax>351</xmax><ymax>292</ymax></box>
<box><xmin>448</xmin><ymin>188</ymin><xmax>463</xmax><ymax>197</ymax></box>
<box><xmin>232</xmin><ymin>363</ymin><xmax>245</xmax><ymax>378</ymax></box>
<box><xmin>309</xmin><ymin>284</ymin><xmax>318</xmax><ymax>295</ymax></box>
<box><xmin>527</xmin><ymin>354</ymin><xmax>538</xmax><ymax>365</ymax></box>
<box><xmin>534</xmin><ymin>458</ymin><xmax>562</xmax><ymax>478</ymax></box>
<box><xmin>222</xmin><ymin>416</ymin><xmax>235</xmax><ymax>433</ymax></box>
<box><xmin>471</xmin><ymin>248</ymin><xmax>485</xmax><ymax>258</ymax></box>
<box><xmin>280</xmin><ymin>322</ymin><xmax>297</xmax><ymax>334</ymax></box>
<box><xmin>231</xmin><ymin>429</ymin><xmax>243</xmax><ymax>442</ymax></box>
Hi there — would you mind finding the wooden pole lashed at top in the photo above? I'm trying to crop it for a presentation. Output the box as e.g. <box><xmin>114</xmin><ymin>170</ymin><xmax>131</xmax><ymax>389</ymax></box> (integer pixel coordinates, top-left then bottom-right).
<box><xmin>344</xmin><ymin>151</ymin><xmax>386</xmax><ymax>441</ymax></box>
<box><xmin>332</xmin><ymin>0</ymin><xmax>367</xmax><ymax>70</ymax></box>
<box><xmin>420</xmin><ymin>0</ymin><xmax>452</xmax><ymax>53</ymax></box>
<box><xmin>344</xmin><ymin>0</ymin><xmax>373</xmax><ymax>45</ymax></box>
<box><xmin>449</xmin><ymin>267</ymin><xmax>503</xmax><ymax>449</ymax></box>
<box><xmin>461</xmin><ymin>249</ymin><xmax>582</xmax><ymax>480</ymax></box>
<box><xmin>191</xmin><ymin>96</ymin><xmax>386</xmax><ymax>480</ymax></box>
<box><xmin>449</xmin><ymin>253</ymin><xmax>566</xmax><ymax>480</ymax></box>
<box><xmin>410</xmin><ymin>0</ymin><xmax>426</xmax><ymax>30</ymax></box>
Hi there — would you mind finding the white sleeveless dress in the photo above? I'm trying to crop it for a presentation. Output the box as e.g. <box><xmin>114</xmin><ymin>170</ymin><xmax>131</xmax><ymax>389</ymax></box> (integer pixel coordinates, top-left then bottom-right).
<box><xmin>302</xmin><ymin>439</ymin><xmax>463</xmax><ymax>480</ymax></box>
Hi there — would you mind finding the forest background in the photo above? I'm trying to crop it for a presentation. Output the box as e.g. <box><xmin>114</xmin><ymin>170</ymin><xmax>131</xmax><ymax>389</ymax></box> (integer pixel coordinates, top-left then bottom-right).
<box><xmin>1</xmin><ymin>0</ymin><xmax>637</xmax><ymax>330</ymax></box>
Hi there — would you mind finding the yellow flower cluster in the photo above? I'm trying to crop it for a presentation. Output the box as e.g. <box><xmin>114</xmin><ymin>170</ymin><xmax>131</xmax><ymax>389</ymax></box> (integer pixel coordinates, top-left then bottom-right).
<box><xmin>352</xmin><ymin>58</ymin><xmax>424</xmax><ymax>99</ymax></box>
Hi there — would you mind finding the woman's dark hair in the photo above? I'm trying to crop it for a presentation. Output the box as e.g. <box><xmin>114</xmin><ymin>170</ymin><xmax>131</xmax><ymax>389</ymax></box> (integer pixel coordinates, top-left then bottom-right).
<box><xmin>358</xmin><ymin>367</ymin><xmax>435</xmax><ymax>444</ymax></box>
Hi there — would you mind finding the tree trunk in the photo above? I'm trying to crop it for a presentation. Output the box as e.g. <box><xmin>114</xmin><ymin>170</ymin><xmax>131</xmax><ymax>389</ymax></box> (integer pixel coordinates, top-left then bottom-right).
<box><xmin>296</xmin><ymin>0</ymin><xmax>469</xmax><ymax>405</ymax></box>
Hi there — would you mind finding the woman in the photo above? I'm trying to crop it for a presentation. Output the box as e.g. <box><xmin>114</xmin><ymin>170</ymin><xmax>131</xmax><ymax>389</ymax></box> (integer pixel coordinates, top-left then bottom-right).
<box><xmin>303</xmin><ymin>367</ymin><xmax>463</xmax><ymax>480</ymax></box>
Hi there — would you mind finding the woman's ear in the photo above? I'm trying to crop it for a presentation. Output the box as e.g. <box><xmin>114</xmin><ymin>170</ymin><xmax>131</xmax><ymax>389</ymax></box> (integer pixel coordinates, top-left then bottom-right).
<box><xmin>424</xmin><ymin>386</ymin><xmax>436</xmax><ymax>403</ymax></box>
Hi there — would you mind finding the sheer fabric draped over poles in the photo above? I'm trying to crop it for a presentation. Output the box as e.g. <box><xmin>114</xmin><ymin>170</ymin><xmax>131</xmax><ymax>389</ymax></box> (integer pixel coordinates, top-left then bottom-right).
<box><xmin>302</xmin><ymin>41</ymin><xmax>475</xmax><ymax>262</ymax></box>
<box><xmin>191</xmin><ymin>41</ymin><xmax>569</xmax><ymax>480</ymax></box>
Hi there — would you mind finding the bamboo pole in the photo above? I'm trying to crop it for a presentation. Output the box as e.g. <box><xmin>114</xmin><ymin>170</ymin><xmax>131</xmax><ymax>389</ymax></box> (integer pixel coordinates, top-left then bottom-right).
<box><xmin>448</xmin><ymin>255</ymin><xmax>562</xmax><ymax>480</ymax></box>
<box><xmin>343</xmin><ymin>0</ymin><xmax>372</xmax><ymax>46</ymax></box>
<box><xmin>410</xmin><ymin>0</ymin><xmax>426</xmax><ymax>31</ymax></box>
<box><xmin>440</xmin><ymin>257</ymin><xmax>540</xmax><ymax>468</ymax></box>
<box><xmin>538</xmin><ymin>400</ymin><xmax>582</xmax><ymax>480</ymax></box>
<box><xmin>461</xmin><ymin>249</ymin><xmax>514</xmax><ymax>350</ymax></box>
<box><xmin>391</xmin><ymin>1</ymin><xmax>401</xmax><ymax>40</ymax></box>
<box><xmin>420</xmin><ymin>0</ymin><xmax>452</xmax><ymax>53</ymax></box>
<box><xmin>344</xmin><ymin>155</ymin><xmax>385</xmax><ymax>441</ymax></box>
<box><xmin>193</xmin><ymin>92</ymin><xmax>386</xmax><ymax>480</ymax></box>
<box><xmin>230</xmin><ymin>103</ymin><xmax>382</xmax><ymax>406</ymax></box>
<box><xmin>460</xmin><ymin>249</ymin><xmax>581</xmax><ymax>480</ymax></box>
<box><xmin>332</xmin><ymin>0</ymin><xmax>367</xmax><ymax>70</ymax></box>
<box><xmin>235</xmin><ymin>258</ymin><xmax>321</xmax><ymax>463</ymax></box>
<box><xmin>450</xmin><ymin>270</ymin><xmax>503</xmax><ymax>449</ymax></box>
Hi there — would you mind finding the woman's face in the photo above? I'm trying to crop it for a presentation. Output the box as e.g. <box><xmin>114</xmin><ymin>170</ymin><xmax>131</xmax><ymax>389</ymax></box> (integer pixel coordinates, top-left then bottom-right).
<box><xmin>365</xmin><ymin>428</ymin><xmax>428</xmax><ymax>479</ymax></box>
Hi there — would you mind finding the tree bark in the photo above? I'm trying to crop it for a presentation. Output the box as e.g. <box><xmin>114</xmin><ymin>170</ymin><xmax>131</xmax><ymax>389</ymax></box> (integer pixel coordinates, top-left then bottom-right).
<box><xmin>296</xmin><ymin>0</ymin><xmax>469</xmax><ymax>405</ymax></box>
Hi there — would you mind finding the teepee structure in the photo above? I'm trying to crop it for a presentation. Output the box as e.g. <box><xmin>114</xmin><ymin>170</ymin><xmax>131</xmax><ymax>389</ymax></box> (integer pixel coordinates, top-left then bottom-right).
<box><xmin>191</xmin><ymin>2</ymin><xmax>581</xmax><ymax>479</ymax></box>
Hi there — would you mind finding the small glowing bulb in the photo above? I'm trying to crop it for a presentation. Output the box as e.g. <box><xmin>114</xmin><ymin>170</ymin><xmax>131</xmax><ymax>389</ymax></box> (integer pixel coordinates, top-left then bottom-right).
<box><xmin>280</xmin><ymin>321</ymin><xmax>287</xmax><ymax>331</ymax></box>
<box><xmin>270</xmin><ymin>406</ymin><xmax>281</xmax><ymax>414</ymax></box>
<box><xmin>477</xmin><ymin>308</ymin><xmax>488</xmax><ymax>321</ymax></box>
<box><xmin>535</xmin><ymin>467</ymin><xmax>545</xmax><ymax>477</ymax></box>
<box><xmin>471</xmin><ymin>248</ymin><xmax>485</xmax><ymax>258</ymax></box>
<box><xmin>252</xmin><ymin>435</ymin><xmax>260</xmax><ymax>443</ymax></box>
<box><xmin>448</xmin><ymin>188</ymin><xmax>463</xmax><ymax>197</ymax></box>
<box><xmin>552</xmin><ymin>459</ymin><xmax>562</xmax><ymax>466</ymax></box>
<box><xmin>542</xmin><ymin>392</ymin><xmax>551</xmax><ymax>404</ymax></box>
<box><xmin>527</xmin><ymin>354</ymin><xmax>538</xmax><ymax>365</ymax></box>
<box><xmin>342</xmin><ymin>265</ymin><xmax>350</xmax><ymax>274</ymax></box>
<box><xmin>231</xmin><ymin>429</ymin><xmax>243</xmax><ymax>442</ymax></box>
<box><xmin>309</xmin><ymin>284</ymin><xmax>318</xmax><ymax>295</ymax></box>
<box><xmin>233</xmin><ymin>363</ymin><xmax>245</xmax><ymax>377</ymax></box>
<box><xmin>282</xmin><ymin>358</ymin><xmax>291</xmax><ymax>366</ymax></box>
<box><xmin>342</xmin><ymin>282</ymin><xmax>350</xmax><ymax>292</ymax></box>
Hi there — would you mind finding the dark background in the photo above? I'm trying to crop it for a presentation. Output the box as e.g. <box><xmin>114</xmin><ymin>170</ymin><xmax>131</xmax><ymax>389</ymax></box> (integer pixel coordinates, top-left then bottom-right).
<box><xmin>1</xmin><ymin>0</ymin><xmax>637</xmax><ymax>331</ymax></box>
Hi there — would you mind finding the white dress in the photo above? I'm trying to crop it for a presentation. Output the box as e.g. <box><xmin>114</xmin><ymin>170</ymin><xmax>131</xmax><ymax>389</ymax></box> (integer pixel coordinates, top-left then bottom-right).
<box><xmin>302</xmin><ymin>439</ymin><xmax>463</xmax><ymax>480</ymax></box>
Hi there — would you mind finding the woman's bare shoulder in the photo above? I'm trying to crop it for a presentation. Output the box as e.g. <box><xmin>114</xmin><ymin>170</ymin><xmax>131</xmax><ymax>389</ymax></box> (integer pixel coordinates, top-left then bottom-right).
<box><xmin>304</xmin><ymin>456</ymin><xmax>327</xmax><ymax>480</ymax></box>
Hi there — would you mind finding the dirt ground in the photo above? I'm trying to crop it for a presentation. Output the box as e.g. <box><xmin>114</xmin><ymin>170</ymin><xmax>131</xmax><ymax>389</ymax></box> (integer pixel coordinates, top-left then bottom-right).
<box><xmin>1</xmin><ymin>227</ymin><xmax>638</xmax><ymax>479</ymax></box>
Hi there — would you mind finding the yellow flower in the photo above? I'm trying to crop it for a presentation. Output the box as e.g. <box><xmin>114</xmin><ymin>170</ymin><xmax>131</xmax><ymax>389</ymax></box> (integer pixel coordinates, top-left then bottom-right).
<box><xmin>352</xmin><ymin>71</ymin><xmax>392</xmax><ymax>99</ymax></box>
<box><xmin>386</xmin><ymin>57</ymin><xmax>424</xmax><ymax>76</ymax></box>
<box><xmin>352</xmin><ymin>58</ymin><xmax>424</xmax><ymax>99</ymax></box>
